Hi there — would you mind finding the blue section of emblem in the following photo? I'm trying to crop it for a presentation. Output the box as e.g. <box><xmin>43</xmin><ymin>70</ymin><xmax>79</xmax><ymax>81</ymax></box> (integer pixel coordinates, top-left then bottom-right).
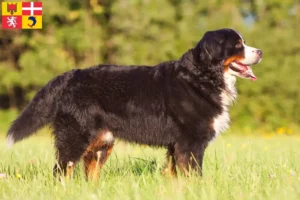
<box><xmin>28</xmin><ymin>16</ymin><xmax>37</xmax><ymax>27</ymax></box>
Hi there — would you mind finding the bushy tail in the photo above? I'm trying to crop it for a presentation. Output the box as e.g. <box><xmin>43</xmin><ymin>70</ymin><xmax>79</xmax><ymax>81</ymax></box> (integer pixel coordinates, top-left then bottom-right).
<box><xmin>7</xmin><ymin>72</ymin><xmax>71</xmax><ymax>146</ymax></box>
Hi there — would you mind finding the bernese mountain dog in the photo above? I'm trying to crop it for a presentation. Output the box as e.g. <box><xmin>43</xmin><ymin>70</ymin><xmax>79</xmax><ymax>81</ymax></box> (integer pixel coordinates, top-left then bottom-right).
<box><xmin>7</xmin><ymin>28</ymin><xmax>262</xmax><ymax>180</ymax></box>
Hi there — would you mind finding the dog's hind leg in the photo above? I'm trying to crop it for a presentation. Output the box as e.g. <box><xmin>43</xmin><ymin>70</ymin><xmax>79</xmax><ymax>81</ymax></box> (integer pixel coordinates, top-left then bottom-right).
<box><xmin>163</xmin><ymin>145</ymin><xmax>176</xmax><ymax>176</ymax></box>
<box><xmin>83</xmin><ymin>130</ymin><xmax>114</xmax><ymax>181</ymax></box>
<box><xmin>52</xmin><ymin>114</ymin><xmax>88</xmax><ymax>179</ymax></box>
<box><xmin>53</xmin><ymin>137</ymin><xmax>87</xmax><ymax>179</ymax></box>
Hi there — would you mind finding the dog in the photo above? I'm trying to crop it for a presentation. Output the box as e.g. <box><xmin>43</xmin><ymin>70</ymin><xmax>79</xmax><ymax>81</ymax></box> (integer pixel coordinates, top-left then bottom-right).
<box><xmin>7</xmin><ymin>28</ymin><xmax>262</xmax><ymax>180</ymax></box>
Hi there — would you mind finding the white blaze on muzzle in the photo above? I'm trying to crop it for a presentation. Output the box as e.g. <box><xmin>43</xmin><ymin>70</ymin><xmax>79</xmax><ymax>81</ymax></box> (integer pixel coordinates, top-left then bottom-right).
<box><xmin>240</xmin><ymin>43</ymin><xmax>262</xmax><ymax>65</ymax></box>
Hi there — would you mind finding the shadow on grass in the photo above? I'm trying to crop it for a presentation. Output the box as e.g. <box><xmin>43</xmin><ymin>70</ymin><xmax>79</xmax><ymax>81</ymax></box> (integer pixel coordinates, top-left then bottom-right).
<box><xmin>103</xmin><ymin>157</ymin><xmax>159</xmax><ymax>177</ymax></box>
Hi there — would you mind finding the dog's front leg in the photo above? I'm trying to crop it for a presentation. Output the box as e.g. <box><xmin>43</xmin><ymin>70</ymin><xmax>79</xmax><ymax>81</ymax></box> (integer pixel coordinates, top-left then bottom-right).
<box><xmin>174</xmin><ymin>139</ymin><xmax>208</xmax><ymax>176</ymax></box>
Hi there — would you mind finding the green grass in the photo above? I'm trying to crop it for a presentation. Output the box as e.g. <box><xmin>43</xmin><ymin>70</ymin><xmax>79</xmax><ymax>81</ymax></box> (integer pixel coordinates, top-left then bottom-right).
<box><xmin>0</xmin><ymin>134</ymin><xmax>300</xmax><ymax>200</ymax></box>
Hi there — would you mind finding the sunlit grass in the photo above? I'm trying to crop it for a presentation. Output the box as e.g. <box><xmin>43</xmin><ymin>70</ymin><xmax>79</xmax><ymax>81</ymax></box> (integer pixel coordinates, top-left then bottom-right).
<box><xmin>0</xmin><ymin>133</ymin><xmax>300</xmax><ymax>200</ymax></box>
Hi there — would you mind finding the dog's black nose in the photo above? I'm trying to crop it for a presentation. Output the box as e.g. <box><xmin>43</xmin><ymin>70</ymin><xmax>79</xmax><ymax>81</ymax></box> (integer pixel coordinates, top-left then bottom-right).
<box><xmin>257</xmin><ymin>50</ymin><xmax>263</xmax><ymax>57</ymax></box>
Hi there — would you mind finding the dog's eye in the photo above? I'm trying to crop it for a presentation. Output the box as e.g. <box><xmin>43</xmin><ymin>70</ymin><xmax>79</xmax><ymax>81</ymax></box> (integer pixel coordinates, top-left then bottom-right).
<box><xmin>235</xmin><ymin>43</ymin><xmax>243</xmax><ymax>48</ymax></box>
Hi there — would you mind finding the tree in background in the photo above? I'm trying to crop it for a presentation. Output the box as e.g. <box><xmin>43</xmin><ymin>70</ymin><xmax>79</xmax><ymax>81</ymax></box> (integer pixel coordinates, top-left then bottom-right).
<box><xmin>0</xmin><ymin>0</ymin><xmax>299</xmax><ymax>131</ymax></box>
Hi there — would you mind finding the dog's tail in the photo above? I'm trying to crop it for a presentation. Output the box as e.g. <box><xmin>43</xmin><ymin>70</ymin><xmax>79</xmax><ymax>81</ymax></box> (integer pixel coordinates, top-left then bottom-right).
<box><xmin>6</xmin><ymin>71</ymin><xmax>72</xmax><ymax>147</ymax></box>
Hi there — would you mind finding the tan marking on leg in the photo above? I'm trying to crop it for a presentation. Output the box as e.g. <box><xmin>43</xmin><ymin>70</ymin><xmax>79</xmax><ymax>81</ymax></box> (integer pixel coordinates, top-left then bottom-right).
<box><xmin>83</xmin><ymin>130</ymin><xmax>114</xmax><ymax>181</ymax></box>
<box><xmin>163</xmin><ymin>146</ymin><xmax>177</xmax><ymax>177</ymax></box>
<box><xmin>163</xmin><ymin>157</ymin><xmax>176</xmax><ymax>177</ymax></box>
<box><xmin>168</xmin><ymin>157</ymin><xmax>176</xmax><ymax>177</ymax></box>
<box><xmin>174</xmin><ymin>150</ymin><xmax>192</xmax><ymax>177</ymax></box>
<box><xmin>84</xmin><ymin>158</ymin><xmax>100</xmax><ymax>181</ymax></box>
<box><xmin>176</xmin><ymin>153</ymin><xmax>201</xmax><ymax>177</ymax></box>
<box><xmin>66</xmin><ymin>161</ymin><xmax>75</xmax><ymax>178</ymax></box>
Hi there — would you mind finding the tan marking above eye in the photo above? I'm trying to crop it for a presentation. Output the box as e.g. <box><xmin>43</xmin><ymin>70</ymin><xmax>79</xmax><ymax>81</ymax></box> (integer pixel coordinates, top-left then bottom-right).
<box><xmin>235</xmin><ymin>43</ymin><xmax>243</xmax><ymax>48</ymax></box>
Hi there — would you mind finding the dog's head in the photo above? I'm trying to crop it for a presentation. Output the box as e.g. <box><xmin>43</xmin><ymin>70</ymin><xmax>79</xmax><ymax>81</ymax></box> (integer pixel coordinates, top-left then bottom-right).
<box><xmin>197</xmin><ymin>28</ymin><xmax>262</xmax><ymax>81</ymax></box>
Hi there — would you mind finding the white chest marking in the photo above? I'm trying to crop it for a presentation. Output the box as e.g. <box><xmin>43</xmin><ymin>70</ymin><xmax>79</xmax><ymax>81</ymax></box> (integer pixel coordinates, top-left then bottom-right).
<box><xmin>212</xmin><ymin>74</ymin><xmax>237</xmax><ymax>139</ymax></box>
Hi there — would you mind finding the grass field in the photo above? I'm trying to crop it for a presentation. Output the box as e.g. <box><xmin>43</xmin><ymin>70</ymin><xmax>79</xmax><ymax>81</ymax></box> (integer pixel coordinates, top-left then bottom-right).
<box><xmin>0</xmin><ymin>133</ymin><xmax>300</xmax><ymax>200</ymax></box>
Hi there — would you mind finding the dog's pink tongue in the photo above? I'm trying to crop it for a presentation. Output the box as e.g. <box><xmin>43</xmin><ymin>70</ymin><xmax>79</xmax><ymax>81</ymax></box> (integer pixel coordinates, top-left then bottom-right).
<box><xmin>245</xmin><ymin>66</ymin><xmax>257</xmax><ymax>81</ymax></box>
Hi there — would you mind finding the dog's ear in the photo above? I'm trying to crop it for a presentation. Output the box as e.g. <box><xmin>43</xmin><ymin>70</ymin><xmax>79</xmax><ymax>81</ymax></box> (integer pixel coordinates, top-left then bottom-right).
<box><xmin>196</xmin><ymin>31</ymin><xmax>225</xmax><ymax>63</ymax></box>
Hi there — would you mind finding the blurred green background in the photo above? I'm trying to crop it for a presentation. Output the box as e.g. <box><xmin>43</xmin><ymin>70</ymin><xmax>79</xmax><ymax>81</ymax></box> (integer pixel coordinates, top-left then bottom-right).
<box><xmin>0</xmin><ymin>0</ymin><xmax>299</xmax><ymax>134</ymax></box>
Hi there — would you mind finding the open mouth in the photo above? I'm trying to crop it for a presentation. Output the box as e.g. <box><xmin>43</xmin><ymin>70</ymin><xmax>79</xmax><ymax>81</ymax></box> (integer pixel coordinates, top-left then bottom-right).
<box><xmin>229</xmin><ymin>61</ymin><xmax>257</xmax><ymax>81</ymax></box>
